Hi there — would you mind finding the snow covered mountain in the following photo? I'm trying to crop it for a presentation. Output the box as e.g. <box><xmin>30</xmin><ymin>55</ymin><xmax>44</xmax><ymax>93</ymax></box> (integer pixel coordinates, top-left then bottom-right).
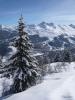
<box><xmin>26</xmin><ymin>22</ymin><xmax>75</xmax><ymax>49</ymax></box>
<box><xmin>0</xmin><ymin>22</ymin><xmax>75</xmax><ymax>55</ymax></box>
<box><xmin>27</xmin><ymin>22</ymin><xmax>75</xmax><ymax>39</ymax></box>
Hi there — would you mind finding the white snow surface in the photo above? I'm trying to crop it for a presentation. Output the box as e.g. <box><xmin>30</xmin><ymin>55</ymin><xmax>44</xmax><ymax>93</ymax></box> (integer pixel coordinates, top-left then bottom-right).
<box><xmin>33</xmin><ymin>53</ymin><xmax>44</xmax><ymax>56</ymax></box>
<box><xmin>2</xmin><ymin>25</ymin><xmax>17</xmax><ymax>31</ymax></box>
<box><xmin>8</xmin><ymin>46</ymin><xmax>17</xmax><ymax>55</ymax></box>
<box><xmin>1</xmin><ymin>23</ymin><xmax>75</xmax><ymax>42</ymax></box>
<box><xmin>27</xmin><ymin>23</ymin><xmax>75</xmax><ymax>40</ymax></box>
<box><xmin>0</xmin><ymin>77</ymin><xmax>13</xmax><ymax>97</ymax></box>
<box><xmin>3</xmin><ymin>62</ymin><xmax>75</xmax><ymax>100</ymax></box>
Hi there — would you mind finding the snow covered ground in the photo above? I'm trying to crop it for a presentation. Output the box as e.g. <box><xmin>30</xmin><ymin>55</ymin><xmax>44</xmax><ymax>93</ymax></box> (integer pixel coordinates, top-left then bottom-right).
<box><xmin>2</xmin><ymin>62</ymin><xmax>75</xmax><ymax>100</ymax></box>
<box><xmin>0</xmin><ymin>77</ymin><xmax>13</xmax><ymax>97</ymax></box>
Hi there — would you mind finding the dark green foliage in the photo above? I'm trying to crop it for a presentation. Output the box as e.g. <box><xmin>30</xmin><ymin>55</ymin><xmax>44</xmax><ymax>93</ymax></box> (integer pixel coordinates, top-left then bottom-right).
<box><xmin>54</xmin><ymin>53</ymin><xmax>60</xmax><ymax>62</ymax></box>
<box><xmin>63</xmin><ymin>49</ymin><xmax>72</xmax><ymax>62</ymax></box>
<box><xmin>2</xmin><ymin>15</ymin><xmax>39</xmax><ymax>93</ymax></box>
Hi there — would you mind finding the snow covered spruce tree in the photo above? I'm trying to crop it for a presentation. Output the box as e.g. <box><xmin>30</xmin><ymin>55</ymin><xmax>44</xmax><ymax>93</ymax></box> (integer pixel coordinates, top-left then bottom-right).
<box><xmin>3</xmin><ymin>15</ymin><xmax>39</xmax><ymax>93</ymax></box>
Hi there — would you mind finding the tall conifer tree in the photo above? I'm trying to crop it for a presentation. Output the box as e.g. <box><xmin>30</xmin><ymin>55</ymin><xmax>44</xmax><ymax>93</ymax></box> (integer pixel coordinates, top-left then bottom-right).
<box><xmin>3</xmin><ymin>15</ymin><xmax>39</xmax><ymax>93</ymax></box>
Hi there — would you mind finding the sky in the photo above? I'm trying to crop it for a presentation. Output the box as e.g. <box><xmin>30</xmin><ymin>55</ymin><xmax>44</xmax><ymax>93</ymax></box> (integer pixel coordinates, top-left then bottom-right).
<box><xmin>0</xmin><ymin>0</ymin><xmax>75</xmax><ymax>25</ymax></box>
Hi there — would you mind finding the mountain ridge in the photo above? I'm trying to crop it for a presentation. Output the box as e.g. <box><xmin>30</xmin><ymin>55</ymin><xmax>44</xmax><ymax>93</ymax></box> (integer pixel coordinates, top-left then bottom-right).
<box><xmin>0</xmin><ymin>22</ymin><xmax>75</xmax><ymax>56</ymax></box>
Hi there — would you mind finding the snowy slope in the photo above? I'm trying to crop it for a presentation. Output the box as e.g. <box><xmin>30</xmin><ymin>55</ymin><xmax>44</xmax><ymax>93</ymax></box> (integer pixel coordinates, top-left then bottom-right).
<box><xmin>0</xmin><ymin>23</ymin><xmax>75</xmax><ymax>49</ymax></box>
<box><xmin>0</xmin><ymin>25</ymin><xmax>16</xmax><ymax>31</ymax></box>
<box><xmin>27</xmin><ymin>23</ymin><xmax>75</xmax><ymax>39</ymax></box>
<box><xmin>0</xmin><ymin>77</ymin><xmax>13</xmax><ymax>97</ymax></box>
<box><xmin>3</xmin><ymin>62</ymin><xmax>75</xmax><ymax>100</ymax></box>
<box><xmin>1</xmin><ymin>22</ymin><xmax>75</xmax><ymax>55</ymax></box>
<box><xmin>26</xmin><ymin>23</ymin><xmax>75</xmax><ymax>49</ymax></box>
<box><xmin>1</xmin><ymin>22</ymin><xmax>75</xmax><ymax>39</ymax></box>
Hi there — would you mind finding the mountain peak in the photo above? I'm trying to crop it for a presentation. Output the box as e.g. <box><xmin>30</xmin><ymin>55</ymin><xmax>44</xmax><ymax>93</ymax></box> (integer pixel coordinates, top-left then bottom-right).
<box><xmin>69</xmin><ymin>24</ymin><xmax>75</xmax><ymax>29</ymax></box>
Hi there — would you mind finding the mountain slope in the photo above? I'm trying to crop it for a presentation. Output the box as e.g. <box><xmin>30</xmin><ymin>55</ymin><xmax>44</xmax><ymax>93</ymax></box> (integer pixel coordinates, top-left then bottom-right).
<box><xmin>27</xmin><ymin>22</ymin><xmax>75</xmax><ymax>39</ymax></box>
<box><xmin>27</xmin><ymin>22</ymin><xmax>75</xmax><ymax>49</ymax></box>
<box><xmin>0</xmin><ymin>22</ymin><xmax>75</xmax><ymax>55</ymax></box>
<box><xmin>3</xmin><ymin>62</ymin><xmax>75</xmax><ymax>100</ymax></box>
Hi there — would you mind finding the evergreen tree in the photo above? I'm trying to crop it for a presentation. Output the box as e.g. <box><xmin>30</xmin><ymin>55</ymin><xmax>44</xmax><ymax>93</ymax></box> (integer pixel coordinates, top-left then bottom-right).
<box><xmin>2</xmin><ymin>15</ymin><xmax>39</xmax><ymax>93</ymax></box>
<box><xmin>54</xmin><ymin>52</ymin><xmax>60</xmax><ymax>62</ymax></box>
<box><xmin>63</xmin><ymin>49</ymin><xmax>72</xmax><ymax>62</ymax></box>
